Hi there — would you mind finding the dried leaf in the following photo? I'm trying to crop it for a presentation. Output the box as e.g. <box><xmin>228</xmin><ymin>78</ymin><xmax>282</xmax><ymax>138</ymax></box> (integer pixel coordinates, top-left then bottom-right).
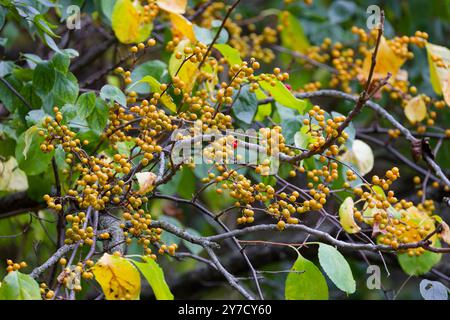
<box><xmin>439</xmin><ymin>221</ymin><xmax>450</xmax><ymax>245</ymax></box>
<box><xmin>411</xmin><ymin>138</ymin><xmax>423</xmax><ymax>162</ymax></box>
<box><xmin>136</xmin><ymin>172</ymin><xmax>157</xmax><ymax>194</ymax></box>
<box><xmin>93</xmin><ymin>253</ymin><xmax>141</xmax><ymax>300</ymax></box>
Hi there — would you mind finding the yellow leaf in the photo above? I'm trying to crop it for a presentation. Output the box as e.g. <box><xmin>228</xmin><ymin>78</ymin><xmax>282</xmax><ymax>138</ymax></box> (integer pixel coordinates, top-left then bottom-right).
<box><xmin>169</xmin><ymin>39</ymin><xmax>199</xmax><ymax>93</ymax></box>
<box><xmin>340</xmin><ymin>140</ymin><xmax>374</xmax><ymax>176</ymax></box>
<box><xmin>279</xmin><ymin>11</ymin><xmax>309</xmax><ymax>54</ymax></box>
<box><xmin>201</xmin><ymin>63</ymin><xmax>218</xmax><ymax>96</ymax></box>
<box><xmin>362</xmin><ymin>36</ymin><xmax>406</xmax><ymax>81</ymax></box>
<box><xmin>339</xmin><ymin>197</ymin><xmax>361</xmax><ymax>234</ymax></box>
<box><xmin>112</xmin><ymin>0</ymin><xmax>153</xmax><ymax>44</ymax></box>
<box><xmin>426</xmin><ymin>43</ymin><xmax>450</xmax><ymax>96</ymax></box>
<box><xmin>440</xmin><ymin>221</ymin><xmax>450</xmax><ymax>245</ymax></box>
<box><xmin>136</xmin><ymin>172</ymin><xmax>157</xmax><ymax>194</ymax></box>
<box><xmin>157</xmin><ymin>0</ymin><xmax>187</xmax><ymax>14</ymax></box>
<box><xmin>170</xmin><ymin>12</ymin><xmax>196</xmax><ymax>42</ymax></box>
<box><xmin>443</xmin><ymin>71</ymin><xmax>450</xmax><ymax>106</ymax></box>
<box><xmin>93</xmin><ymin>253</ymin><xmax>141</xmax><ymax>300</ymax></box>
<box><xmin>404</xmin><ymin>96</ymin><xmax>427</xmax><ymax>124</ymax></box>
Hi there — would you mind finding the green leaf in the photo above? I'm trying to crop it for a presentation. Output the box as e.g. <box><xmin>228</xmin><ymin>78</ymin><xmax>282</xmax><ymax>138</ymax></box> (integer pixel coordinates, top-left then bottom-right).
<box><xmin>25</xmin><ymin>109</ymin><xmax>47</xmax><ymax>126</ymax></box>
<box><xmin>0</xmin><ymin>271</ymin><xmax>42</xmax><ymax>300</ymax></box>
<box><xmin>285</xmin><ymin>254</ymin><xmax>329</xmax><ymax>300</ymax></box>
<box><xmin>15</xmin><ymin>126</ymin><xmax>54</xmax><ymax>175</ymax></box>
<box><xmin>279</xmin><ymin>11</ymin><xmax>310</xmax><ymax>54</ymax></box>
<box><xmin>130</xmin><ymin>60</ymin><xmax>168</xmax><ymax>94</ymax></box>
<box><xmin>259</xmin><ymin>79</ymin><xmax>307</xmax><ymax>114</ymax></box>
<box><xmin>318</xmin><ymin>243</ymin><xmax>356</xmax><ymax>294</ymax></box>
<box><xmin>328</xmin><ymin>1</ymin><xmax>357</xmax><ymax>24</ymax></box>
<box><xmin>294</xmin><ymin>125</ymin><xmax>317</xmax><ymax>150</ymax></box>
<box><xmin>100</xmin><ymin>0</ymin><xmax>117</xmax><ymax>22</ymax></box>
<box><xmin>131</xmin><ymin>257</ymin><xmax>174</xmax><ymax>300</ymax></box>
<box><xmin>213</xmin><ymin>44</ymin><xmax>242</xmax><ymax>66</ymax></box>
<box><xmin>398</xmin><ymin>240</ymin><xmax>442</xmax><ymax>276</ymax></box>
<box><xmin>51</xmin><ymin>52</ymin><xmax>70</xmax><ymax>74</ymax></box>
<box><xmin>61</xmin><ymin>103</ymin><xmax>78</xmax><ymax>122</ymax></box>
<box><xmin>33</xmin><ymin>62</ymin><xmax>55</xmax><ymax>95</ymax></box>
<box><xmin>100</xmin><ymin>84</ymin><xmax>126</xmax><ymax>107</ymax></box>
<box><xmin>193</xmin><ymin>21</ymin><xmax>228</xmax><ymax>45</ymax></box>
<box><xmin>232</xmin><ymin>86</ymin><xmax>257</xmax><ymax>124</ymax></box>
<box><xmin>0</xmin><ymin>5</ymin><xmax>5</xmax><ymax>30</ymax></box>
<box><xmin>86</xmin><ymin>98</ymin><xmax>108</xmax><ymax>135</ymax></box>
<box><xmin>254</xmin><ymin>88</ymin><xmax>271</xmax><ymax>121</ymax></box>
<box><xmin>274</xmin><ymin>104</ymin><xmax>301</xmax><ymax>144</ymax></box>
<box><xmin>0</xmin><ymin>61</ymin><xmax>15</xmax><ymax>77</ymax></box>
<box><xmin>52</xmin><ymin>71</ymin><xmax>79</xmax><ymax>108</ymax></box>
<box><xmin>77</xmin><ymin>91</ymin><xmax>97</xmax><ymax>119</ymax></box>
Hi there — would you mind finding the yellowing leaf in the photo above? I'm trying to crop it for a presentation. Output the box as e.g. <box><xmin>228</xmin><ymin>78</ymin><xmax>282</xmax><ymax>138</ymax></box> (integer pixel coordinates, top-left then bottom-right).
<box><xmin>136</xmin><ymin>172</ymin><xmax>157</xmax><ymax>194</ymax></box>
<box><xmin>426</xmin><ymin>43</ymin><xmax>450</xmax><ymax>96</ymax></box>
<box><xmin>157</xmin><ymin>0</ymin><xmax>187</xmax><ymax>14</ymax></box>
<box><xmin>201</xmin><ymin>63</ymin><xmax>219</xmax><ymax>96</ymax></box>
<box><xmin>170</xmin><ymin>12</ymin><xmax>196</xmax><ymax>42</ymax></box>
<box><xmin>279</xmin><ymin>11</ymin><xmax>310</xmax><ymax>54</ymax></box>
<box><xmin>402</xmin><ymin>206</ymin><xmax>438</xmax><ymax>245</ymax></box>
<box><xmin>339</xmin><ymin>197</ymin><xmax>360</xmax><ymax>234</ymax></box>
<box><xmin>404</xmin><ymin>96</ymin><xmax>427</xmax><ymax>124</ymax></box>
<box><xmin>129</xmin><ymin>76</ymin><xmax>177</xmax><ymax>113</ymax></box>
<box><xmin>362</xmin><ymin>36</ymin><xmax>406</xmax><ymax>81</ymax></box>
<box><xmin>112</xmin><ymin>0</ymin><xmax>153</xmax><ymax>44</ymax></box>
<box><xmin>340</xmin><ymin>139</ymin><xmax>374</xmax><ymax>176</ymax></box>
<box><xmin>93</xmin><ymin>253</ymin><xmax>141</xmax><ymax>300</ymax></box>
<box><xmin>169</xmin><ymin>39</ymin><xmax>199</xmax><ymax>93</ymax></box>
<box><xmin>439</xmin><ymin>221</ymin><xmax>450</xmax><ymax>245</ymax></box>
